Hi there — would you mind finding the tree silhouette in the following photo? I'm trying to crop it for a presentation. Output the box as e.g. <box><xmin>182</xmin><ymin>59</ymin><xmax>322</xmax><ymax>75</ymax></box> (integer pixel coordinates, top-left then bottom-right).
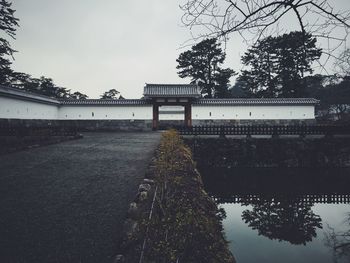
<box><xmin>325</xmin><ymin>213</ymin><xmax>350</xmax><ymax>262</ymax></box>
<box><xmin>100</xmin><ymin>89</ymin><xmax>122</xmax><ymax>99</ymax></box>
<box><xmin>10</xmin><ymin>73</ymin><xmax>88</xmax><ymax>100</ymax></box>
<box><xmin>0</xmin><ymin>0</ymin><xmax>19</xmax><ymax>85</ymax></box>
<box><xmin>176</xmin><ymin>38</ymin><xmax>235</xmax><ymax>98</ymax></box>
<box><xmin>10</xmin><ymin>72</ymin><xmax>39</xmax><ymax>91</ymax></box>
<box><xmin>180</xmin><ymin>0</ymin><xmax>349</xmax><ymax>65</ymax></box>
<box><xmin>241</xmin><ymin>196</ymin><xmax>322</xmax><ymax>245</ymax></box>
<box><xmin>68</xmin><ymin>91</ymin><xmax>88</xmax><ymax>100</ymax></box>
<box><xmin>35</xmin><ymin>77</ymin><xmax>70</xmax><ymax>99</ymax></box>
<box><xmin>335</xmin><ymin>49</ymin><xmax>350</xmax><ymax>77</ymax></box>
<box><xmin>238</xmin><ymin>32</ymin><xmax>321</xmax><ymax>97</ymax></box>
<box><xmin>319</xmin><ymin>76</ymin><xmax>350</xmax><ymax>120</ymax></box>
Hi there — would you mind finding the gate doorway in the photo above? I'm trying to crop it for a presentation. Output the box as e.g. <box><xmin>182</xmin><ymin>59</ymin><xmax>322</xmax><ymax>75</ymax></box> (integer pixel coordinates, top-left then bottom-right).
<box><xmin>157</xmin><ymin>106</ymin><xmax>185</xmax><ymax>130</ymax></box>
<box><xmin>153</xmin><ymin>103</ymin><xmax>192</xmax><ymax>130</ymax></box>
<box><xmin>143</xmin><ymin>84</ymin><xmax>201</xmax><ymax>130</ymax></box>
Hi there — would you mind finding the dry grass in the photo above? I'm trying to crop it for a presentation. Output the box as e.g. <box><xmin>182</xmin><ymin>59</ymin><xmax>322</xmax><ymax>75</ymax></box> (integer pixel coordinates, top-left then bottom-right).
<box><xmin>140</xmin><ymin>130</ymin><xmax>235</xmax><ymax>263</ymax></box>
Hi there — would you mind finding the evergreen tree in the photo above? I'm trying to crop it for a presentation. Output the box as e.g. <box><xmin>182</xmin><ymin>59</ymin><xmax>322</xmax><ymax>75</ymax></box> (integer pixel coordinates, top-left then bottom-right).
<box><xmin>100</xmin><ymin>88</ymin><xmax>122</xmax><ymax>99</ymax></box>
<box><xmin>0</xmin><ymin>0</ymin><xmax>19</xmax><ymax>85</ymax></box>
<box><xmin>37</xmin><ymin>76</ymin><xmax>70</xmax><ymax>98</ymax></box>
<box><xmin>239</xmin><ymin>32</ymin><xmax>322</xmax><ymax>98</ymax></box>
<box><xmin>320</xmin><ymin>76</ymin><xmax>350</xmax><ymax>119</ymax></box>
<box><xmin>239</xmin><ymin>36</ymin><xmax>278</xmax><ymax>97</ymax></box>
<box><xmin>228</xmin><ymin>79</ymin><xmax>249</xmax><ymax>98</ymax></box>
<box><xmin>10</xmin><ymin>72</ymin><xmax>40</xmax><ymax>91</ymax></box>
<box><xmin>68</xmin><ymin>91</ymin><xmax>88</xmax><ymax>100</ymax></box>
<box><xmin>176</xmin><ymin>38</ymin><xmax>235</xmax><ymax>98</ymax></box>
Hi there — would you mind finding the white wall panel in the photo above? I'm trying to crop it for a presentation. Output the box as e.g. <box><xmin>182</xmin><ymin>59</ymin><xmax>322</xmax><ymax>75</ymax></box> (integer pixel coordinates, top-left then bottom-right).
<box><xmin>0</xmin><ymin>95</ymin><xmax>315</xmax><ymax>121</ymax></box>
<box><xmin>192</xmin><ymin>105</ymin><xmax>315</xmax><ymax>120</ymax></box>
<box><xmin>0</xmin><ymin>97</ymin><xmax>58</xmax><ymax>119</ymax></box>
<box><xmin>57</xmin><ymin>105</ymin><xmax>152</xmax><ymax>120</ymax></box>
<box><xmin>159</xmin><ymin>106</ymin><xmax>184</xmax><ymax>120</ymax></box>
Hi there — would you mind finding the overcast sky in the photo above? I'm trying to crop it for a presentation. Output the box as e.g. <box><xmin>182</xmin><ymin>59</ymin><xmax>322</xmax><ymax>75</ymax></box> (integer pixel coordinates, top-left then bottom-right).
<box><xmin>11</xmin><ymin>0</ymin><xmax>350</xmax><ymax>99</ymax></box>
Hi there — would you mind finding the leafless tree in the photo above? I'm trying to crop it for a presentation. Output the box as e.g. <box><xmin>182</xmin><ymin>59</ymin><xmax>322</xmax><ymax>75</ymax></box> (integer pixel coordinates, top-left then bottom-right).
<box><xmin>335</xmin><ymin>48</ymin><xmax>350</xmax><ymax>76</ymax></box>
<box><xmin>324</xmin><ymin>213</ymin><xmax>350</xmax><ymax>262</ymax></box>
<box><xmin>180</xmin><ymin>0</ymin><xmax>350</xmax><ymax>67</ymax></box>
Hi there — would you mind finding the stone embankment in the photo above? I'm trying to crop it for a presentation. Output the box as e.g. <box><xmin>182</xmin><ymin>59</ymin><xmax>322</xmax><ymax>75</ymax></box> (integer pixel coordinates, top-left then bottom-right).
<box><xmin>185</xmin><ymin>137</ymin><xmax>350</xmax><ymax>168</ymax></box>
<box><xmin>116</xmin><ymin>130</ymin><xmax>235</xmax><ymax>263</ymax></box>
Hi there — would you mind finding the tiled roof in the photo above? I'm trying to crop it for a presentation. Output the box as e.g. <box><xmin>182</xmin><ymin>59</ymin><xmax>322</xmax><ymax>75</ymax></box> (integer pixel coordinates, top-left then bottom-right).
<box><xmin>61</xmin><ymin>99</ymin><xmax>150</xmax><ymax>105</ymax></box>
<box><xmin>143</xmin><ymin>84</ymin><xmax>201</xmax><ymax>98</ymax></box>
<box><xmin>0</xmin><ymin>84</ymin><xmax>319</xmax><ymax>106</ymax></box>
<box><xmin>0</xmin><ymin>85</ymin><xmax>60</xmax><ymax>105</ymax></box>
<box><xmin>194</xmin><ymin>98</ymin><xmax>319</xmax><ymax>105</ymax></box>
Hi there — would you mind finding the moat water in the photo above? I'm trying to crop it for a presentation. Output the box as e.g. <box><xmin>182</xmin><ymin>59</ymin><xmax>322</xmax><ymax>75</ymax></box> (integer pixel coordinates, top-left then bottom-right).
<box><xmin>199</xmin><ymin>167</ymin><xmax>350</xmax><ymax>263</ymax></box>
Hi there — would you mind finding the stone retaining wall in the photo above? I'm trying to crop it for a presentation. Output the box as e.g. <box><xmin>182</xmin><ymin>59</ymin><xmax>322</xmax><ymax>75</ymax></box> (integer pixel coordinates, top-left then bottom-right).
<box><xmin>0</xmin><ymin>119</ymin><xmax>153</xmax><ymax>131</ymax></box>
<box><xmin>192</xmin><ymin>119</ymin><xmax>316</xmax><ymax>126</ymax></box>
<box><xmin>185</xmin><ymin>137</ymin><xmax>350</xmax><ymax>168</ymax></box>
<box><xmin>0</xmin><ymin>118</ymin><xmax>316</xmax><ymax>132</ymax></box>
<box><xmin>157</xmin><ymin>119</ymin><xmax>316</xmax><ymax>130</ymax></box>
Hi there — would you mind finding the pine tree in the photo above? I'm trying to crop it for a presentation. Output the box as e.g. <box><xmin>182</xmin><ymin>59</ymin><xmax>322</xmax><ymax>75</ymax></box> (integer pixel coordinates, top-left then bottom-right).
<box><xmin>239</xmin><ymin>32</ymin><xmax>322</xmax><ymax>98</ymax></box>
<box><xmin>0</xmin><ymin>0</ymin><xmax>19</xmax><ymax>85</ymax></box>
<box><xmin>176</xmin><ymin>38</ymin><xmax>235</xmax><ymax>98</ymax></box>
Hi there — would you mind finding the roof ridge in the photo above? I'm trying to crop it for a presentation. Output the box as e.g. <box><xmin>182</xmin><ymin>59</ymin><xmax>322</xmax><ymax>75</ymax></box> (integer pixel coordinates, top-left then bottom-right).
<box><xmin>146</xmin><ymin>83</ymin><xmax>197</xmax><ymax>86</ymax></box>
<box><xmin>198</xmin><ymin>97</ymin><xmax>318</xmax><ymax>100</ymax></box>
<box><xmin>194</xmin><ymin>97</ymin><xmax>319</xmax><ymax>105</ymax></box>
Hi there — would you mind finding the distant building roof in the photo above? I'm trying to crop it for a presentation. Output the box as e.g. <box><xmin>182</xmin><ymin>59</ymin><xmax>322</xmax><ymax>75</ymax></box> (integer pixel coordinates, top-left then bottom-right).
<box><xmin>61</xmin><ymin>99</ymin><xmax>150</xmax><ymax>105</ymax></box>
<box><xmin>143</xmin><ymin>84</ymin><xmax>201</xmax><ymax>98</ymax></box>
<box><xmin>194</xmin><ymin>98</ymin><xmax>319</xmax><ymax>106</ymax></box>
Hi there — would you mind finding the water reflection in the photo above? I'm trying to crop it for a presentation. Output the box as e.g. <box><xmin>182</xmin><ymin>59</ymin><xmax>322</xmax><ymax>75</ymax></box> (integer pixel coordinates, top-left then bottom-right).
<box><xmin>198</xmin><ymin>167</ymin><xmax>350</xmax><ymax>262</ymax></box>
<box><xmin>240</xmin><ymin>195</ymin><xmax>322</xmax><ymax>245</ymax></box>
<box><xmin>325</xmin><ymin>213</ymin><xmax>350</xmax><ymax>262</ymax></box>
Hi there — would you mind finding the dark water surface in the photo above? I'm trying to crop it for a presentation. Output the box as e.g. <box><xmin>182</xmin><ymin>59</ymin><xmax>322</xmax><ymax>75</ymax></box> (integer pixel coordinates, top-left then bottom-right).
<box><xmin>199</xmin><ymin>167</ymin><xmax>350</xmax><ymax>263</ymax></box>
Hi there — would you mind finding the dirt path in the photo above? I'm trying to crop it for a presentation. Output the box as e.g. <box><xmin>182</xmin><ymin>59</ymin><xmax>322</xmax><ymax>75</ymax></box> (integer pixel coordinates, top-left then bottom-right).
<box><xmin>0</xmin><ymin>132</ymin><xmax>160</xmax><ymax>263</ymax></box>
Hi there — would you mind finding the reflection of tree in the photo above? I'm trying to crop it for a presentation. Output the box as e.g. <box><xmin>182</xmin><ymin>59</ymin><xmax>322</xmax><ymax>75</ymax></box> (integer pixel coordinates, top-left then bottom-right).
<box><xmin>325</xmin><ymin>213</ymin><xmax>350</xmax><ymax>262</ymax></box>
<box><xmin>241</xmin><ymin>196</ymin><xmax>322</xmax><ymax>245</ymax></box>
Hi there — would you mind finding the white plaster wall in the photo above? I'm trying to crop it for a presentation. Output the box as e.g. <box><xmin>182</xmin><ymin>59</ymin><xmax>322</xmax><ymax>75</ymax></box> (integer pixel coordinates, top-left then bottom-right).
<box><xmin>0</xmin><ymin>95</ymin><xmax>316</xmax><ymax>121</ymax></box>
<box><xmin>159</xmin><ymin>106</ymin><xmax>184</xmax><ymax>120</ymax></box>
<box><xmin>0</xmin><ymin>96</ymin><xmax>59</xmax><ymax>119</ymax></box>
<box><xmin>57</xmin><ymin>105</ymin><xmax>153</xmax><ymax>120</ymax></box>
<box><xmin>159</xmin><ymin>113</ymin><xmax>184</xmax><ymax>120</ymax></box>
<box><xmin>192</xmin><ymin>105</ymin><xmax>315</xmax><ymax>120</ymax></box>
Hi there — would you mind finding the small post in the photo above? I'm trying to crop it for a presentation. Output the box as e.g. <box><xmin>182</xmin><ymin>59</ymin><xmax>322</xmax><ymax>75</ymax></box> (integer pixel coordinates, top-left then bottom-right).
<box><xmin>219</xmin><ymin>125</ymin><xmax>225</xmax><ymax>138</ymax></box>
<box><xmin>272</xmin><ymin>126</ymin><xmax>279</xmax><ymax>139</ymax></box>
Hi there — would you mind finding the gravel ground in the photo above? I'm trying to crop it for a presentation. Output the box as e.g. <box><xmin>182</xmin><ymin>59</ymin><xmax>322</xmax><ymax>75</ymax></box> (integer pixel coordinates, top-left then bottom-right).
<box><xmin>0</xmin><ymin>132</ymin><xmax>160</xmax><ymax>263</ymax></box>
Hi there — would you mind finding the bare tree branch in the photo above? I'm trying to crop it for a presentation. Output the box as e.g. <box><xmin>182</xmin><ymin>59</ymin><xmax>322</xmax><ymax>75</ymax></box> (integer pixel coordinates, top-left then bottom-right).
<box><xmin>180</xmin><ymin>0</ymin><xmax>350</xmax><ymax>68</ymax></box>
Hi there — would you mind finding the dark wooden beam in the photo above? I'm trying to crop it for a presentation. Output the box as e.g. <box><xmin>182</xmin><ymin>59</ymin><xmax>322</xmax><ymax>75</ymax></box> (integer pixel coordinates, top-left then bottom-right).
<box><xmin>184</xmin><ymin>104</ymin><xmax>192</xmax><ymax>127</ymax></box>
<box><xmin>152</xmin><ymin>104</ymin><xmax>159</xmax><ymax>130</ymax></box>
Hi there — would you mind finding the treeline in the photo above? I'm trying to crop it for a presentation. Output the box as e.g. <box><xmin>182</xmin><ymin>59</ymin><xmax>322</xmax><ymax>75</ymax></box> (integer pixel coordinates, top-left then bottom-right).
<box><xmin>0</xmin><ymin>1</ymin><xmax>123</xmax><ymax>100</ymax></box>
<box><xmin>8</xmin><ymin>73</ymin><xmax>88</xmax><ymax>99</ymax></box>
<box><xmin>176</xmin><ymin>32</ymin><xmax>350</xmax><ymax>120</ymax></box>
